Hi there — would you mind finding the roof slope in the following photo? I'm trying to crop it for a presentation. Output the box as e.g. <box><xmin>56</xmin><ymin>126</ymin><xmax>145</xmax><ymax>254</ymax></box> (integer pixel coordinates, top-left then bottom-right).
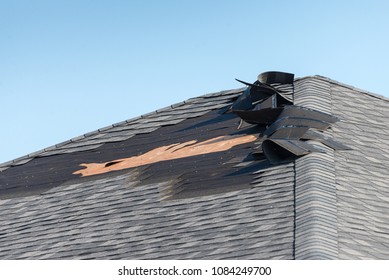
<box><xmin>330</xmin><ymin>80</ymin><xmax>389</xmax><ymax>259</ymax></box>
<box><xmin>1</xmin><ymin>74</ymin><xmax>389</xmax><ymax>259</ymax></box>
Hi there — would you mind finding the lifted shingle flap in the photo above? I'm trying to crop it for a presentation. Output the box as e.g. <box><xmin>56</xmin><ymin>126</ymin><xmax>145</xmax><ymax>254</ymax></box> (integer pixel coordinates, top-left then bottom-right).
<box><xmin>231</xmin><ymin>71</ymin><xmax>350</xmax><ymax>164</ymax></box>
<box><xmin>301</xmin><ymin>130</ymin><xmax>351</xmax><ymax>150</ymax></box>
<box><xmin>262</xmin><ymin>139</ymin><xmax>324</xmax><ymax>164</ymax></box>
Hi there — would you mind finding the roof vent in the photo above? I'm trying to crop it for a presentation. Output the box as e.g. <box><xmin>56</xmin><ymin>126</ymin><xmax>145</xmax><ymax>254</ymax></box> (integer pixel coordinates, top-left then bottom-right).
<box><xmin>231</xmin><ymin>71</ymin><xmax>350</xmax><ymax>164</ymax></box>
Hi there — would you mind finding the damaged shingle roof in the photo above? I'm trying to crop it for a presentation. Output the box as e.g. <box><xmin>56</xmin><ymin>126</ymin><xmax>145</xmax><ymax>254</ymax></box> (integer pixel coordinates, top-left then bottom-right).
<box><xmin>0</xmin><ymin>88</ymin><xmax>243</xmax><ymax>171</ymax></box>
<box><xmin>0</xmin><ymin>74</ymin><xmax>389</xmax><ymax>259</ymax></box>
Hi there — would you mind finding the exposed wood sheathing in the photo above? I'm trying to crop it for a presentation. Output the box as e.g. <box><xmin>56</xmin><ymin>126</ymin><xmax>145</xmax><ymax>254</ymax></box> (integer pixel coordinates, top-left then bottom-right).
<box><xmin>74</xmin><ymin>135</ymin><xmax>257</xmax><ymax>177</ymax></box>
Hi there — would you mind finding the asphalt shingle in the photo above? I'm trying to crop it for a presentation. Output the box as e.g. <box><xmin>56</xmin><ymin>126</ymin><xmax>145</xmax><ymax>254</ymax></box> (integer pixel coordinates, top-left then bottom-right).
<box><xmin>330</xmin><ymin>79</ymin><xmax>389</xmax><ymax>259</ymax></box>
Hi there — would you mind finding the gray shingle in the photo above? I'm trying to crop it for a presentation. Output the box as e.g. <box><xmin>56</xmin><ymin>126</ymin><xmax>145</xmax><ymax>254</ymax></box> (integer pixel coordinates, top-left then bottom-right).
<box><xmin>294</xmin><ymin>77</ymin><xmax>338</xmax><ymax>260</ymax></box>
<box><xmin>332</xmin><ymin>78</ymin><xmax>389</xmax><ymax>259</ymax></box>
<box><xmin>0</xmin><ymin>171</ymin><xmax>294</xmax><ymax>259</ymax></box>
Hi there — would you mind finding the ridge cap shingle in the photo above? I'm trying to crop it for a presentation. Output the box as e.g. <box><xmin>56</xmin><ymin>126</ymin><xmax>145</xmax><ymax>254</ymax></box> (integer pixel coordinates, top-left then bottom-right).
<box><xmin>296</xmin><ymin>75</ymin><xmax>389</xmax><ymax>103</ymax></box>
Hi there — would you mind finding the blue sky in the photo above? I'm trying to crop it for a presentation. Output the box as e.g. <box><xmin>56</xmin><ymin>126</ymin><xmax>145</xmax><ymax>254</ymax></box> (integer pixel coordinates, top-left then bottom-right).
<box><xmin>1</xmin><ymin>0</ymin><xmax>389</xmax><ymax>163</ymax></box>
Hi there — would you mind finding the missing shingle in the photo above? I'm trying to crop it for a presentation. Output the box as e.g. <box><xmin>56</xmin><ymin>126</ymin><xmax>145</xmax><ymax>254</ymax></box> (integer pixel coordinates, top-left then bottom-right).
<box><xmin>0</xmin><ymin>109</ymin><xmax>259</xmax><ymax>199</ymax></box>
<box><xmin>74</xmin><ymin>135</ymin><xmax>258</xmax><ymax>177</ymax></box>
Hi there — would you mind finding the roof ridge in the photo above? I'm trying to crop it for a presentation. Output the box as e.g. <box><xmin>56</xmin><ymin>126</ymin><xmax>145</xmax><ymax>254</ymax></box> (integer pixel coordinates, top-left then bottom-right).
<box><xmin>296</xmin><ymin>75</ymin><xmax>389</xmax><ymax>103</ymax></box>
<box><xmin>293</xmin><ymin>77</ymin><xmax>338</xmax><ymax>259</ymax></box>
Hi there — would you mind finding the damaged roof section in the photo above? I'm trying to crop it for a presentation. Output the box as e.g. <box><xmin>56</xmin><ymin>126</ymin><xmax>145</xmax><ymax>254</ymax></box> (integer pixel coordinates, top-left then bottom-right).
<box><xmin>0</xmin><ymin>71</ymin><xmax>350</xmax><ymax>200</ymax></box>
<box><xmin>231</xmin><ymin>71</ymin><xmax>350</xmax><ymax>164</ymax></box>
<box><xmin>1</xmin><ymin>71</ymin><xmax>385</xmax><ymax>260</ymax></box>
<box><xmin>0</xmin><ymin>76</ymin><xmax>297</xmax><ymax>259</ymax></box>
<box><xmin>0</xmin><ymin>89</ymin><xmax>263</xmax><ymax>200</ymax></box>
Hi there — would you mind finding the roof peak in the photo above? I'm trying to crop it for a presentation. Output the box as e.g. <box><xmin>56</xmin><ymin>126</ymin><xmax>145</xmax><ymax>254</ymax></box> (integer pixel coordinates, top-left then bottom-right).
<box><xmin>296</xmin><ymin>75</ymin><xmax>389</xmax><ymax>102</ymax></box>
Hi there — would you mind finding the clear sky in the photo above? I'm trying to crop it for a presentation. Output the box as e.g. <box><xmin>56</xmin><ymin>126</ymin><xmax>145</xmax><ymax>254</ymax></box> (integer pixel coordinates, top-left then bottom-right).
<box><xmin>1</xmin><ymin>0</ymin><xmax>389</xmax><ymax>164</ymax></box>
